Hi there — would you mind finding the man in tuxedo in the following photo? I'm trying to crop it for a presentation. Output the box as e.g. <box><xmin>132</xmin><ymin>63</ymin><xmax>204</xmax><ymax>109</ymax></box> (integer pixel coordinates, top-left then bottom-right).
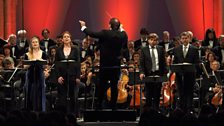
<box><xmin>139</xmin><ymin>33</ymin><xmax>166</xmax><ymax>110</ymax></box>
<box><xmin>80</xmin><ymin>37</ymin><xmax>94</xmax><ymax>62</ymax></box>
<box><xmin>201</xmin><ymin>60</ymin><xmax>224</xmax><ymax>108</ymax></box>
<box><xmin>40</xmin><ymin>28</ymin><xmax>56</xmax><ymax>54</ymax></box>
<box><xmin>173</xmin><ymin>32</ymin><xmax>200</xmax><ymax>112</ymax></box>
<box><xmin>134</xmin><ymin>28</ymin><xmax>149</xmax><ymax>51</ymax></box>
<box><xmin>79</xmin><ymin>18</ymin><xmax>128</xmax><ymax>109</ymax></box>
<box><xmin>212</xmin><ymin>35</ymin><xmax>224</xmax><ymax>69</ymax></box>
<box><xmin>7</xmin><ymin>34</ymin><xmax>20</xmax><ymax>60</ymax></box>
<box><xmin>158</xmin><ymin>31</ymin><xmax>174</xmax><ymax>52</ymax></box>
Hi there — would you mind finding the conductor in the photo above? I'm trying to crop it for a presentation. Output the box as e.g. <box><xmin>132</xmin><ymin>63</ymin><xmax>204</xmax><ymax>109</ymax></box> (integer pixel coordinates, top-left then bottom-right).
<box><xmin>79</xmin><ymin>18</ymin><xmax>128</xmax><ymax>109</ymax></box>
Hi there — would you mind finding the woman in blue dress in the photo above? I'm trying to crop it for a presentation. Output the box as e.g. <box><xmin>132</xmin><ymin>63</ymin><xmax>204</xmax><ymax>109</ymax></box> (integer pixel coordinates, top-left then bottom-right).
<box><xmin>24</xmin><ymin>36</ymin><xmax>47</xmax><ymax>111</ymax></box>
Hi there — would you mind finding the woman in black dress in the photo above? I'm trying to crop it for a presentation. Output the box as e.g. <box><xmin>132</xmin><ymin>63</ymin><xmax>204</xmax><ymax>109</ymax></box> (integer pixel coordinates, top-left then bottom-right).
<box><xmin>24</xmin><ymin>36</ymin><xmax>47</xmax><ymax>111</ymax></box>
<box><xmin>55</xmin><ymin>31</ymin><xmax>80</xmax><ymax>114</ymax></box>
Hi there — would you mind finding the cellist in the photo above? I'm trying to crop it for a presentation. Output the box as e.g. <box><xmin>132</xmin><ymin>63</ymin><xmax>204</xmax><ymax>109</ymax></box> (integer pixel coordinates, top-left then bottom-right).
<box><xmin>202</xmin><ymin>60</ymin><xmax>224</xmax><ymax>110</ymax></box>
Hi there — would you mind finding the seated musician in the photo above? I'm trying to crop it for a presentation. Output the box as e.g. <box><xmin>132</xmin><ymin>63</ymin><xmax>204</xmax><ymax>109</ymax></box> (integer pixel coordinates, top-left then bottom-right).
<box><xmin>0</xmin><ymin>57</ymin><xmax>15</xmax><ymax>82</ymax></box>
<box><xmin>78</xmin><ymin>62</ymin><xmax>91</xmax><ymax>97</ymax></box>
<box><xmin>125</xmin><ymin>60</ymin><xmax>143</xmax><ymax>109</ymax></box>
<box><xmin>201</xmin><ymin>60</ymin><xmax>224</xmax><ymax>109</ymax></box>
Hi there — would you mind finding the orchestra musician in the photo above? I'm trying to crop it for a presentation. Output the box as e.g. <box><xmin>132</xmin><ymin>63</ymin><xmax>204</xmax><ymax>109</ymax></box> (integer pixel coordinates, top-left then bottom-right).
<box><xmin>201</xmin><ymin>60</ymin><xmax>224</xmax><ymax>111</ymax></box>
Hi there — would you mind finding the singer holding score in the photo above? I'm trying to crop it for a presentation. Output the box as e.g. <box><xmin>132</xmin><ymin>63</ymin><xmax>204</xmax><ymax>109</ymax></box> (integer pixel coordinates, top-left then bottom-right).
<box><xmin>79</xmin><ymin>18</ymin><xmax>128</xmax><ymax>110</ymax></box>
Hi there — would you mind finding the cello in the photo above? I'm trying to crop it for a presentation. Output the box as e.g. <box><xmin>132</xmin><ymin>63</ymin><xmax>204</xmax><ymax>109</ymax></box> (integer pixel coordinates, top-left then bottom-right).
<box><xmin>211</xmin><ymin>73</ymin><xmax>223</xmax><ymax>107</ymax></box>
<box><xmin>160</xmin><ymin>55</ymin><xmax>176</xmax><ymax>107</ymax></box>
<box><xmin>107</xmin><ymin>73</ymin><xmax>129</xmax><ymax>104</ymax></box>
<box><xmin>160</xmin><ymin>72</ymin><xmax>176</xmax><ymax>107</ymax></box>
<box><xmin>129</xmin><ymin>84</ymin><xmax>145</xmax><ymax>108</ymax></box>
<box><xmin>211</xmin><ymin>84</ymin><xmax>223</xmax><ymax>107</ymax></box>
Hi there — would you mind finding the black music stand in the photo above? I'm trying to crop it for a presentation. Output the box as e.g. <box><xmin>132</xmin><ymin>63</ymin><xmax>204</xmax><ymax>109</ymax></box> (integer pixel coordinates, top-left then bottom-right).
<box><xmin>143</xmin><ymin>75</ymin><xmax>168</xmax><ymax>112</ymax></box>
<box><xmin>56</xmin><ymin>60</ymin><xmax>79</xmax><ymax>113</ymax></box>
<box><xmin>170</xmin><ymin>63</ymin><xmax>196</xmax><ymax>110</ymax></box>
<box><xmin>143</xmin><ymin>75</ymin><xmax>168</xmax><ymax>84</ymax></box>
<box><xmin>23</xmin><ymin>60</ymin><xmax>47</xmax><ymax>110</ymax></box>
<box><xmin>128</xmin><ymin>70</ymin><xmax>141</xmax><ymax>113</ymax></box>
<box><xmin>171</xmin><ymin>63</ymin><xmax>196</xmax><ymax>73</ymax></box>
<box><xmin>0</xmin><ymin>69</ymin><xmax>15</xmax><ymax>111</ymax></box>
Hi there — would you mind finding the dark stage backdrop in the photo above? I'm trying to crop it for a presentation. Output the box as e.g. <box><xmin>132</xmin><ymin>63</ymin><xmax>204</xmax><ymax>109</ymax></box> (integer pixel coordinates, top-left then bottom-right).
<box><xmin>16</xmin><ymin>0</ymin><xmax>223</xmax><ymax>41</ymax></box>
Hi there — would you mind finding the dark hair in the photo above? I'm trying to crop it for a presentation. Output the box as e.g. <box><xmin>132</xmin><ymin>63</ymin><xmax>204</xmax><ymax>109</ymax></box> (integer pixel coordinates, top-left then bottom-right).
<box><xmin>41</xmin><ymin>28</ymin><xmax>50</xmax><ymax>36</ymax></box>
<box><xmin>109</xmin><ymin>18</ymin><xmax>120</xmax><ymax>31</ymax></box>
<box><xmin>204</xmin><ymin>28</ymin><xmax>217</xmax><ymax>41</ymax></box>
<box><xmin>148</xmin><ymin>33</ymin><xmax>159</xmax><ymax>40</ymax></box>
<box><xmin>206</xmin><ymin>52</ymin><xmax>217</xmax><ymax>61</ymax></box>
<box><xmin>140</xmin><ymin>28</ymin><xmax>149</xmax><ymax>35</ymax></box>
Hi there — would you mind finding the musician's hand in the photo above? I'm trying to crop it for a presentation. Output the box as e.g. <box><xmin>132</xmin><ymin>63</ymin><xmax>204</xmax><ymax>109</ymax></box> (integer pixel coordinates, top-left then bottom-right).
<box><xmin>58</xmin><ymin>77</ymin><xmax>64</xmax><ymax>84</ymax></box>
<box><xmin>140</xmin><ymin>73</ymin><xmax>145</xmax><ymax>80</ymax></box>
<box><xmin>213</xmin><ymin>87</ymin><xmax>219</xmax><ymax>93</ymax></box>
<box><xmin>79</xmin><ymin>20</ymin><xmax>86</xmax><ymax>27</ymax></box>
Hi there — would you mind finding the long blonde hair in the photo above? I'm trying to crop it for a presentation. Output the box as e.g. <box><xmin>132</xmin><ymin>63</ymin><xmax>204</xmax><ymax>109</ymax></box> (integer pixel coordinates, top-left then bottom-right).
<box><xmin>27</xmin><ymin>36</ymin><xmax>41</xmax><ymax>60</ymax></box>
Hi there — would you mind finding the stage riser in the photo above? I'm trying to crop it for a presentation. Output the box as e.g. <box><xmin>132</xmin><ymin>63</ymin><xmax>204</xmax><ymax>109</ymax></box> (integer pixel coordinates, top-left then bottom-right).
<box><xmin>82</xmin><ymin>122</ymin><xmax>138</xmax><ymax>126</ymax></box>
<box><xmin>83</xmin><ymin>110</ymin><xmax>137</xmax><ymax>122</ymax></box>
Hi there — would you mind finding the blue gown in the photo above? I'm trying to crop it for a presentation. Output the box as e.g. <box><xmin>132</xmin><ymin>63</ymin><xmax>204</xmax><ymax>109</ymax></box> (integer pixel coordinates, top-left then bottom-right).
<box><xmin>24</xmin><ymin>52</ymin><xmax>47</xmax><ymax>111</ymax></box>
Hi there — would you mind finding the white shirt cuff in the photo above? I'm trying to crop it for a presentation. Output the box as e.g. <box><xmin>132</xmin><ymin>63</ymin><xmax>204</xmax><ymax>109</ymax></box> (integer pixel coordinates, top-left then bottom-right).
<box><xmin>81</xmin><ymin>26</ymin><xmax>87</xmax><ymax>31</ymax></box>
<box><xmin>209</xmin><ymin>87</ymin><xmax>213</xmax><ymax>91</ymax></box>
<box><xmin>120</xmin><ymin>27</ymin><xmax>125</xmax><ymax>32</ymax></box>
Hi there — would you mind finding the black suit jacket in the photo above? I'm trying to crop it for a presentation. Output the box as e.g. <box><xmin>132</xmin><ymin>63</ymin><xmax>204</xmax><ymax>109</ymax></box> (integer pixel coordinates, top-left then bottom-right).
<box><xmin>173</xmin><ymin>45</ymin><xmax>200</xmax><ymax>64</ymax></box>
<box><xmin>212</xmin><ymin>46</ymin><xmax>223</xmax><ymax>64</ymax></box>
<box><xmin>83</xmin><ymin>28</ymin><xmax>128</xmax><ymax>67</ymax></box>
<box><xmin>40</xmin><ymin>38</ymin><xmax>56</xmax><ymax>52</ymax></box>
<box><xmin>55</xmin><ymin>45</ymin><xmax>80</xmax><ymax>79</ymax></box>
<box><xmin>139</xmin><ymin>45</ymin><xmax>166</xmax><ymax>76</ymax></box>
<box><xmin>134</xmin><ymin>39</ymin><xmax>148</xmax><ymax>51</ymax></box>
<box><xmin>202</xmin><ymin>71</ymin><xmax>224</xmax><ymax>92</ymax></box>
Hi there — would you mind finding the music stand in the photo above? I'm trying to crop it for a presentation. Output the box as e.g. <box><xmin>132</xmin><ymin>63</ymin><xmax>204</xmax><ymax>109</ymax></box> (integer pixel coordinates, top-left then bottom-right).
<box><xmin>143</xmin><ymin>75</ymin><xmax>168</xmax><ymax>113</ymax></box>
<box><xmin>143</xmin><ymin>75</ymin><xmax>168</xmax><ymax>84</ymax></box>
<box><xmin>23</xmin><ymin>60</ymin><xmax>47</xmax><ymax>110</ymax></box>
<box><xmin>171</xmin><ymin>63</ymin><xmax>196</xmax><ymax>73</ymax></box>
<box><xmin>170</xmin><ymin>63</ymin><xmax>196</xmax><ymax>110</ymax></box>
